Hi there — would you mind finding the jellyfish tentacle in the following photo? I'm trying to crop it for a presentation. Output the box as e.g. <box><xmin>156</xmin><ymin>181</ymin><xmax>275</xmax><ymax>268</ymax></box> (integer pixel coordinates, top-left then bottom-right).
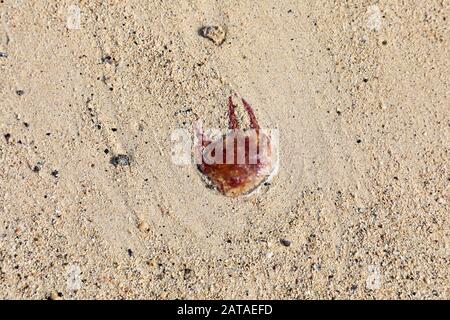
<box><xmin>242</xmin><ymin>98</ymin><xmax>260</xmax><ymax>130</ymax></box>
<box><xmin>228</xmin><ymin>96</ymin><xmax>240</xmax><ymax>129</ymax></box>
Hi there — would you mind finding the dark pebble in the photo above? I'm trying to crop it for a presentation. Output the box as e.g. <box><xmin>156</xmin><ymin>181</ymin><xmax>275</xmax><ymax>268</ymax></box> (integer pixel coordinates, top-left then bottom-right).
<box><xmin>4</xmin><ymin>133</ymin><xmax>11</xmax><ymax>142</ymax></box>
<box><xmin>280</xmin><ymin>239</ymin><xmax>292</xmax><ymax>247</ymax></box>
<box><xmin>127</xmin><ymin>249</ymin><xmax>133</xmax><ymax>257</ymax></box>
<box><xmin>33</xmin><ymin>162</ymin><xmax>44</xmax><ymax>172</ymax></box>
<box><xmin>111</xmin><ymin>154</ymin><xmax>130</xmax><ymax>167</ymax></box>
<box><xmin>184</xmin><ymin>268</ymin><xmax>192</xmax><ymax>275</ymax></box>
<box><xmin>101</xmin><ymin>55</ymin><xmax>113</xmax><ymax>64</ymax></box>
<box><xmin>16</xmin><ymin>90</ymin><xmax>25</xmax><ymax>96</ymax></box>
<box><xmin>183</xmin><ymin>268</ymin><xmax>193</xmax><ymax>279</ymax></box>
<box><xmin>0</xmin><ymin>52</ymin><xmax>7</xmax><ymax>58</ymax></box>
<box><xmin>51</xmin><ymin>170</ymin><xmax>59</xmax><ymax>178</ymax></box>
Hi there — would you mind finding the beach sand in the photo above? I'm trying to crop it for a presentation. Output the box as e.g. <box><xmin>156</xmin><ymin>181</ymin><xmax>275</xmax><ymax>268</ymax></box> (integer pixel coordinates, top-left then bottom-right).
<box><xmin>0</xmin><ymin>0</ymin><xmax>448</xmax><ymax>299</ymax></box>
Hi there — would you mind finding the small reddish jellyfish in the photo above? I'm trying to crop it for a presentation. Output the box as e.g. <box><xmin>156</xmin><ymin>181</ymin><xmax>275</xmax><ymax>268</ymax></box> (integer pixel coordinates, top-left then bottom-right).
<box><xmin>195</xmin><ymin>95</ymin><xmax>278</xmax><ymax>197</ymax></box>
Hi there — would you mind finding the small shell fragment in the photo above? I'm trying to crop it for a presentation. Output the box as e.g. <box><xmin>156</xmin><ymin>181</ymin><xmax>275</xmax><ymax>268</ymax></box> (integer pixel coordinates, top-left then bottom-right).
<box><xmin>201</xmin><ymin>26</ymin><xmax>226</xmax><ymax>46</ymax></box>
